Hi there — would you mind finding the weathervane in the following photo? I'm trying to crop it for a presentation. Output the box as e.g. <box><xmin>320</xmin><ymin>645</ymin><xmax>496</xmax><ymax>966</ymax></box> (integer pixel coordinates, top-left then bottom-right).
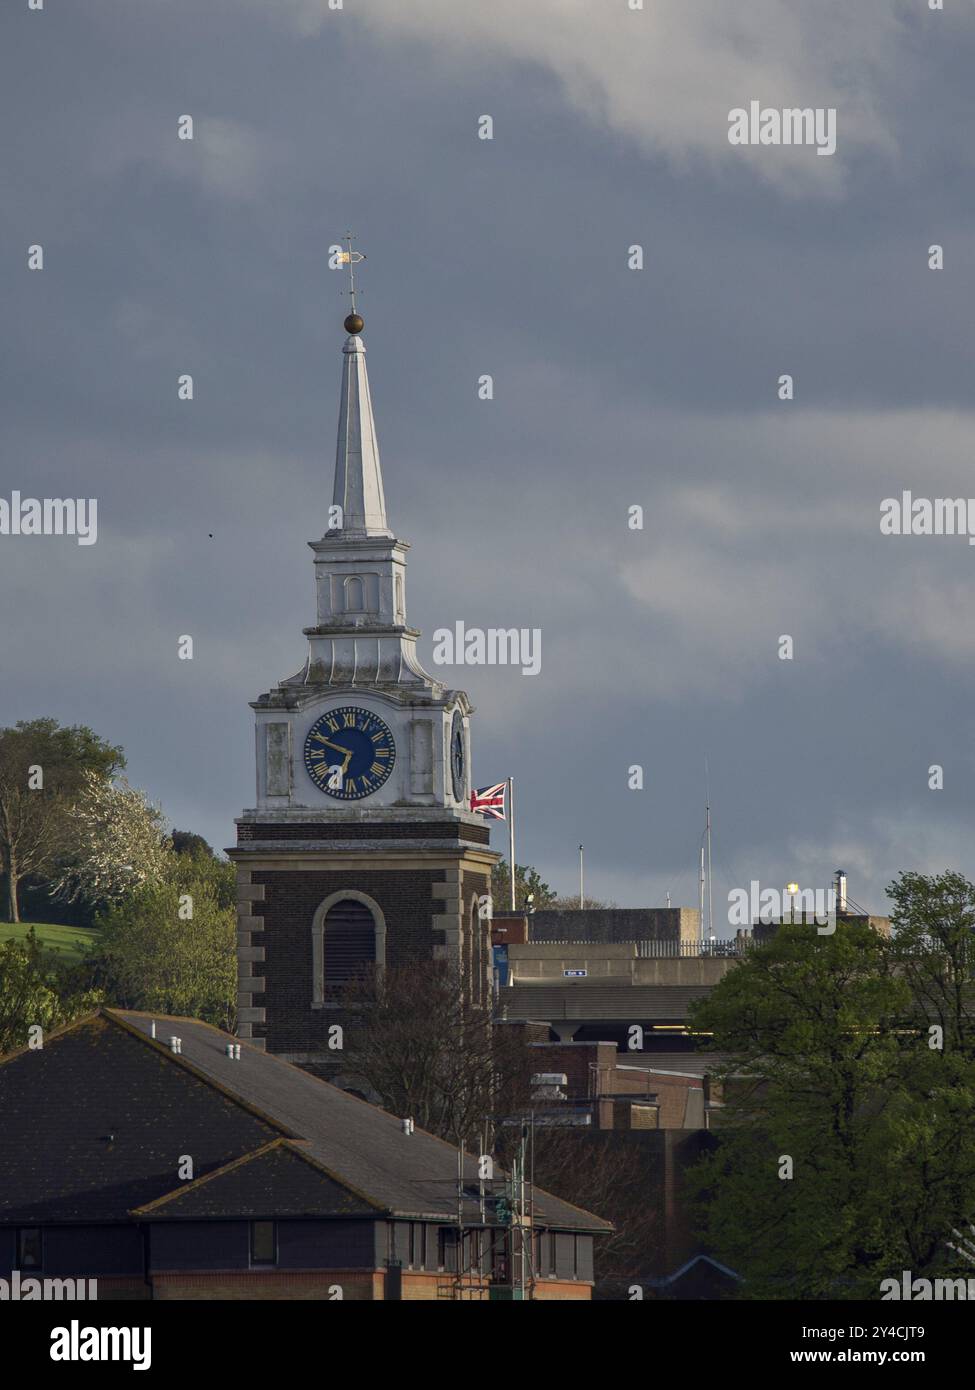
<box><xmin>338</xmin><ymin>231</ymin><xmax>366</xmax><ymax>333</ymax></box>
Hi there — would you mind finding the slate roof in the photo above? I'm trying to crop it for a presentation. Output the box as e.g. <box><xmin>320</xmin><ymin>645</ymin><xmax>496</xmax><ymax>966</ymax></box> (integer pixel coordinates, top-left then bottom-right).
<box><xmin>0</xmin><ymin>1009</ymin><xmax>611</xmax><ymax>1234</ymax></box>
<box><xmin>0</xmin><ymin>1014</ymin><xmax>282</xmax><ymax>1222</ymax></box>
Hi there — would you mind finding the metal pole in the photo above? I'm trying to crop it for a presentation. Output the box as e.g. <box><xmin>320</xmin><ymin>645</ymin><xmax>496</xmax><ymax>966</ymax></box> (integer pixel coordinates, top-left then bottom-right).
<box><xmin>579</xmin><ymin>844</ymin><xmax>584</xmax><ymax>909</ymax></box>
<box><xmin>699</xmin><ymin>844</ymin><xmax>705</xmax><ymax>945</ymax></box>
<box><xmin>457</xmin><ymin>1137</ymin><xmax>463</xmax><ymax>1299</ymax></box>
<box><xmin>479</xmin><ymin>1128</ymin><xmax>486</xmax><ymax>1228</ymax></box>
<box><xmin>529</xmin><ymin>1110</ymin><xmax>535</xmax><ymax>1299</ymax></box>
<box><xmin>706</xmin><ymin>800</ymin><xmax>713</xmax><ymax>941</ymax></box>
<box><xmin>508</xmin><ymin>778</ymin><xmax>516</xmax><ymax>911</ymax></box>
<box><xmin>519</xmin><ymin>1129</ymin><xmax>527</xmax><ymax>1298</ymax></box>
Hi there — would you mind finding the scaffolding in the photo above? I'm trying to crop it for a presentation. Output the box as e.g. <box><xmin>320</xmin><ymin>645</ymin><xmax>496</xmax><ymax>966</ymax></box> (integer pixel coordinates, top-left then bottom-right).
<box><xmin>436</xmin><ymin>1125</ymin><xmax>538</xmax><ymax>1301</ymax></box>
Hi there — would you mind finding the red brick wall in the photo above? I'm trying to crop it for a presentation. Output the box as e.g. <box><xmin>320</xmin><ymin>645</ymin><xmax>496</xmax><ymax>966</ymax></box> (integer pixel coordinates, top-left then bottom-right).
<box><xmin>150</xmin><ymin>1269</ymin><xmax>592</xmax><ymax>1301</ymax></box>
<box><xmin>152</xmin><ymin>1269</ymin><xmax>379</xmax><ymax>1300</ymax></box>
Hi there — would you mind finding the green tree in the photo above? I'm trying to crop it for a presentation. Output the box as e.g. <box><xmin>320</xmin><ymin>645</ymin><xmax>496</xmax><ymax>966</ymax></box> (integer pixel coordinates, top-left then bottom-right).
<box><xmin>0</xmin><ymin>719</ymin><xmax>124</xmax><ymax>922</ymax></box>
<box><xmin>168</xmin><ymin>832</ymin><xmax>236</xmax><ymax>910</ymax></box>
<box><xmin>491</xmin><ymin>861</ymin><xmax>556</xmax><ymax>912</ymax></box>
<box><xmin>171</xmin><ymin>829</ymin><xmax>214</xmax><ymax>859</ymax></box>
<box><xmin>887</xmin><ymin>870</ymin><xmax>975</xmax><ymax>1053</ymax></box>
<box><xmin>96</xmin><ymin>864</ymin><xmax>236</xmax><ymax>1030</ymax></box>
<box><xmin>687</xmin><ymin>911</ymin><xmax>975</xmax><ymax>1297</ymax></box>
<box><xmin>0</xmin><ymin>929</ymin><xmax>102</xmax><ymax>1054</ymax></box>
<box><xmin>881</xmin><ymin>870</ymin><xmax>975</xmax><ymax>1273</ymax></box>
<box><xmin>548</xmin><ymin>894</ymin><xmax>616</xmax><ymax>911</ymax></box>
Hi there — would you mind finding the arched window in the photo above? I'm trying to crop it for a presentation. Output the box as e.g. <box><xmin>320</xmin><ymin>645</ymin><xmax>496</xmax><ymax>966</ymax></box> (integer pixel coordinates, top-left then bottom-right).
<box><xmin>395</xmin><ymin>574</ymin><xmax>404</xmax><ymax>621</ymax></box>
<box><xmin>323</xmin><ymin>899</ymin><xmax>374</xmax><ymax>986</ymax></box>
<box><xmin>344</xmin><ymin>575</ymin><xmax>365</xmax><ymax>612</ymax></box>
<box><xmin>311</xmin><ymin>892</ymin><xmax>386</xmax><ymax>1005</ymax></box>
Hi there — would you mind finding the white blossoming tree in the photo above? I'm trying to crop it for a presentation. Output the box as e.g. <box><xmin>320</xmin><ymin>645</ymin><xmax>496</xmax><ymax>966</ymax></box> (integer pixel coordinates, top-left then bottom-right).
<box><xmin>51</xmin><ymin>771</ymin><xmax>170</xmax><ymax>905</ymax></box>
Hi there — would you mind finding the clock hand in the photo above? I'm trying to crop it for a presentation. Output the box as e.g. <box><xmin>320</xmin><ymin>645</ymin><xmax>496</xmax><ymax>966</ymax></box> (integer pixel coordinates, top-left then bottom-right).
<box><xmin>324</xmin><ymin>744</ymin><xmax>353</xmax><ymax>774</ymax></box>
<box><xmin>316</xmin><ymin>736</ymin><xmax>354</xmax><ymax>757</ymax></box>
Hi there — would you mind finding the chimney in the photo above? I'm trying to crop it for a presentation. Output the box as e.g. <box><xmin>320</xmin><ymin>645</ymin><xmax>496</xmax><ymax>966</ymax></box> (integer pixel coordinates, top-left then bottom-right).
<box><xmin>225</xmin><ymin>1043</ymin><xmax>241</xmax><ymax>1060</ymax></box>
<box><xmin>834</xmin><ymin>869</ymin><xmax>847</xmax><ymax>914</ymax></box>
<box><xmin>169</xmin><ymin>1036</ymin><xmax>182</xmax><ymax>1054</ymax></box>
<box><xmin>401</xmin><ymin>1118</ymin><xmax>414</xmax><ymax>1135</ymax></box>
<box><xmin>150</xmin><ymin>1021</ymin><xmax>156</xmax><ymax>1039</ymax></box>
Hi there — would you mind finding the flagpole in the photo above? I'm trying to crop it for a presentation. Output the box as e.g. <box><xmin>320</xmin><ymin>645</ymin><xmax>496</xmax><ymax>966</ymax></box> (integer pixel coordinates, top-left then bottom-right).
<box><xmin>705</xmin><ymin>757</ymin><xmax>714</xmax><ymax>943</ymax></box>
<box><xmin>699</xmin><ymin>844</ymin><xmax>705</xmax><ymax>946</ymax></box>
<box><xmin>508</xmin><ymin>777</ymin><xmax>516</xmax><ymax>911</ymax></box>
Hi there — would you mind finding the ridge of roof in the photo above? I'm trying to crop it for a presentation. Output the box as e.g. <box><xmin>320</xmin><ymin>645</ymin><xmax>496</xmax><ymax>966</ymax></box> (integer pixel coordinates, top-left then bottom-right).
<box><xmin>97</xmin><ymin>1009</ymin><xmax>612</xmax><ymax>1232</ymax></box>
<box><xmin>101</xmin><ymin>1009</ymin><xmax>301</xmax><ymax>1140</ymax></box>
<box><xmin>280</xmin><ymin>1141</ymin><xmax>389</xmax><ymax>1212</ymax></box>
<box><xmin>129</xmin><ymin>1138</ymin><xmax>389</xmax><ymax>1218</ymax></box>
<box><xmin>0</xmin><ymin>1006</ymin><xmax>107</xmax><ymax>1069</ymax></box>
<box><xmin>112</xmin><ymin>1007</ymin><xmax>438</xmax><ymax>1132</ymax></box>
<box><xmin>130</xmin><ymin>1139</ymin><xmax>288</xmax><ymax>1216</ymax></box>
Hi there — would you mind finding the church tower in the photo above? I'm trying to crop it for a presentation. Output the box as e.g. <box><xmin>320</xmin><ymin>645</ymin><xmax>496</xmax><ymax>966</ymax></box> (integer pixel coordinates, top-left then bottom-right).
<box><xmin>229</xmin><ymin>304</ymin><xmax>498</xmax><ymax>1077</ymax></box>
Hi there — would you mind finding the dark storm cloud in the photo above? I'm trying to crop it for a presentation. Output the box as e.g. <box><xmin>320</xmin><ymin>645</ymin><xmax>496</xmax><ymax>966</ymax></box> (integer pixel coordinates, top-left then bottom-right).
<box><xmin>2</xmin><ymin>0</ymin><xmax>975</xmax><ymax>914</ymax></box>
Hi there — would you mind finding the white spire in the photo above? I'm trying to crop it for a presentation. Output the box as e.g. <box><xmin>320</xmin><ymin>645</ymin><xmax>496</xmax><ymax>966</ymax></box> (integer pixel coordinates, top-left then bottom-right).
<box><xmin>331</xmin><ymin>331</ymin><xmax>391</xmax><ymax>537</ymax></box>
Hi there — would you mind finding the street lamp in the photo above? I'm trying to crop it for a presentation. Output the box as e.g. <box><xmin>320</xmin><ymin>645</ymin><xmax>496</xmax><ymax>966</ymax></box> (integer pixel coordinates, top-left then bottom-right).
<box><xmin>786</xmin><ymin>883</ymin><xmax>799</xmax><ymax>924</ymax></box>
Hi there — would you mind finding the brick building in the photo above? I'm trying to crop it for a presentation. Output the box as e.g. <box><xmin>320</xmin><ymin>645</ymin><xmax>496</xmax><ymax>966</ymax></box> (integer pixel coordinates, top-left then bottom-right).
<box><xmin>0</xmin><ymin>1009</ymin><xmax>609</xmax><ymax>1300</ymax></box>
<box><xmin>528</xmin><ymin>1041</ymin><xmax>716</xmax><ymax>1130</ymax></box>
<box><xmin>523</xmin><ymin>1041</ymin><xmax>719</xmax><ymax>1282</ymax></box>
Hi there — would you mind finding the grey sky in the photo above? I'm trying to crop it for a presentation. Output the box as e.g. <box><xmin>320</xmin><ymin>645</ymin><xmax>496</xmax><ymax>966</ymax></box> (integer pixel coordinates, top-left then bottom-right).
<box><xmin>2</xmin><ymin>0</ymin><xmax>975</xmax><ymax>918</ymax></box>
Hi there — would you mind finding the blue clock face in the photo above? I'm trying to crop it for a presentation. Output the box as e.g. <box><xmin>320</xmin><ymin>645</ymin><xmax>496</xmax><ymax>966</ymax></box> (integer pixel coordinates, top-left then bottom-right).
<box><xmin>304</xmin><ymin>706</ymin><xmax>396</xmax><ymax>801</ymax></box>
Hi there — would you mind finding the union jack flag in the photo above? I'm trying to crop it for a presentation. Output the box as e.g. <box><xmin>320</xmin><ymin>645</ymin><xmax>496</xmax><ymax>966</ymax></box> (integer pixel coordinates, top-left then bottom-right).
<box><xmin>470</xmin><ymin>781</ymin><xmax>507</xmax><ymax>819</ymax></box>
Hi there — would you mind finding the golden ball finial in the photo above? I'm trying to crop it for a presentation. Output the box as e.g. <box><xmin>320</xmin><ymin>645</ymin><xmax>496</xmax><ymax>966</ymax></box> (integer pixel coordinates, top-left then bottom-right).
<box><xmin>344</xmin><ymin>312</ymin><xmax>364</xmax><ymax>335</ymax></box>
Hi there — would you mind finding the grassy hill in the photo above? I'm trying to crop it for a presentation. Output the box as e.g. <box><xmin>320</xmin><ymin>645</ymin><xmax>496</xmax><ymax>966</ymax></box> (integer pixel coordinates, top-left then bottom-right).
<box><xmin>0</xmin><ymin>922</ymin><xmax>98</xmax><ymax>966</ymax></box>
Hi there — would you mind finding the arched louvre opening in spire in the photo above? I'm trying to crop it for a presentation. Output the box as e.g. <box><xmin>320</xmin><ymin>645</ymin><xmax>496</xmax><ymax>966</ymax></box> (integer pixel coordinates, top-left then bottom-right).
<box><xmin>323</xmin><ymin>898</ymin><xmax>377</xmax><ymax>992</ymax></box>
<box><xmin>332</xmin><ymin>332</ymin><xmax>392</xmax><ymax>537</ymax></box>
